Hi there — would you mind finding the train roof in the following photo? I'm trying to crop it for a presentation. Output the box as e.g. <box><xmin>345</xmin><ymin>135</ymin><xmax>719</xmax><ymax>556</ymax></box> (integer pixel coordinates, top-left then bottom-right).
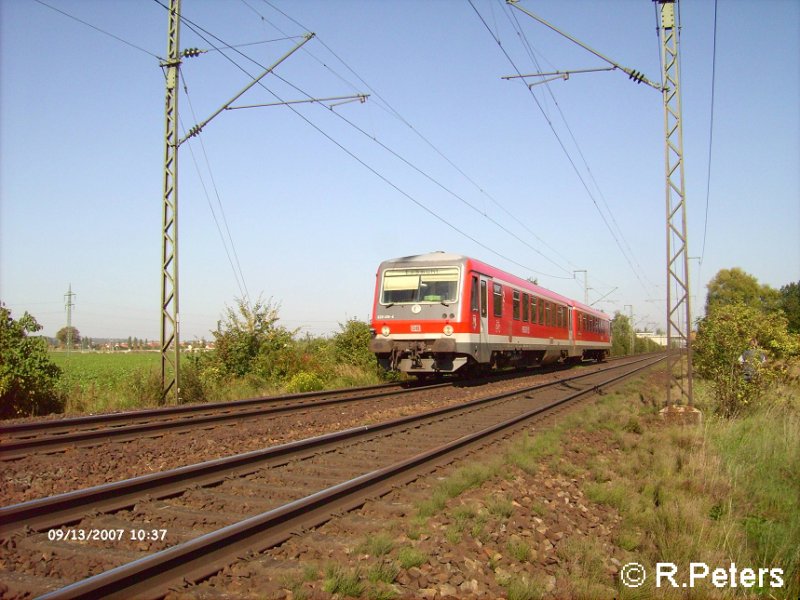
<box><xmin>377</xmin><ymin>252</ymin><xmax>610</xmax><ymax>320</ymax></box>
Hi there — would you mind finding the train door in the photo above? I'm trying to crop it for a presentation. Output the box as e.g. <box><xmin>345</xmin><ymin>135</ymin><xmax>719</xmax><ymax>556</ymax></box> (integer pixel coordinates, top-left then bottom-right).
<box><xmin>476</xmin><ymin>275</ymin><xmax>491</xmax><ymax>362</ymax></box>
<box><xmin>568</xmin><ymin>307</ymin><xmax>574</xmax><ymax>345</ymax></box>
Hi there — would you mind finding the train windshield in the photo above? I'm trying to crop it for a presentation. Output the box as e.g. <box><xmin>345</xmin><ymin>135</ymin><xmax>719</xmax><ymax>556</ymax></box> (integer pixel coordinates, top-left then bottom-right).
<box><xmin>381</xmin><ymin>267</ymin><xmax>460</xmax><ymax>304</ymax></box>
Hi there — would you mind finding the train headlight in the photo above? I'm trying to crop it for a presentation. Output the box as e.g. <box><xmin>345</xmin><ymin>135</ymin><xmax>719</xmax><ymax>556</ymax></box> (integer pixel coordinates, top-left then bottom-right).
<box><xmin>381</xmin><ymin>325</ymin><xmax>391</xmax><ymax>337</ymax></box>
<box><xmin>443</xmin><ymin>324</ymin><xmax>454</xmax><ymax>336</ymax></box>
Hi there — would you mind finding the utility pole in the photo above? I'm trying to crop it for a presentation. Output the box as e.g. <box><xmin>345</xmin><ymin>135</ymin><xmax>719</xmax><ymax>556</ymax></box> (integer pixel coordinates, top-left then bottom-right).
<box><xmin>624</xmin><ymin>304</ymin><xmax>634</xmax><ymax>355</ymax></box>
<box><xmin>657</xmin><ymin>0</ymin><xmax>694</xmax><ymax>407</ymax></box>
<box><xmin>64</xmin><ymin>284</ymin><xmax>76</xmax><ymax>355</ymax></box>
<box><xmin>160</xmin><ymin>0</ymin><xmax>181</xmax><ymax>404</ymax></box>
<box><xmin>157</xmin><ymin>4</ymin><xmax>366</xmax><ymax>404</ymax></box>
<box><xmin>505</xmin><ymin>0</ymin><xmax>694</xmax><ymax>409</ymax></box>
<box><xmin>573</xmin><ymin>270</ymin><xmax>589</xmax><ymax>304</ymax></box>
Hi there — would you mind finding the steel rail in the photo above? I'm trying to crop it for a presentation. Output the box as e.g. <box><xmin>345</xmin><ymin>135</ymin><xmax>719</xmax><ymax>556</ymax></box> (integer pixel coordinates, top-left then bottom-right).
<box><xmin>0</xmin><ymin>381</ymin><xmax>406</xmax><ymax>436</ymax></box>
<box><xmin>1</xmin><ymin>356</ymin><xmax>637</xmax><ymax>440</ymax></box>
<box><xmin>0</xmin><ymin>357</ymin><xmax>633</xmax><ymax>459</ymax></box>
<box><xmin>0</xmin><ymin>382</ymin><xmax>448</xmax><ymax>460</ymax></box>
<box><xmin>36</xmin><ymin>354</ymin><xmax>665</xmax><ymax>599</ymax></box>
<box><xmin>0</xmin><ymin>354</ymin><xmax>658</xmax><ymax>536</ymax></box>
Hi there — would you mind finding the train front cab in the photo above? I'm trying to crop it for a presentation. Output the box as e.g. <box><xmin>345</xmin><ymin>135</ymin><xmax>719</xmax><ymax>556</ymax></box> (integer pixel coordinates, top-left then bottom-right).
<box><xmin>369</xmin><ymin>259</ymin><xmax>474</xmax><ymax>375</ymax></box>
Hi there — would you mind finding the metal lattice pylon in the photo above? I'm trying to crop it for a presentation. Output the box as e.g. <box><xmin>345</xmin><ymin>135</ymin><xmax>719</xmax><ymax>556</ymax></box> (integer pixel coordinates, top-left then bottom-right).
<box><xmin>160</xmin><ymin>0</ymin><xmax>181</xmax><ymax>403</ymax></box>
<box><xmin>658</xmin><ymin>0</ymin><xmax>694</xmax><ymax>406</ymax></box>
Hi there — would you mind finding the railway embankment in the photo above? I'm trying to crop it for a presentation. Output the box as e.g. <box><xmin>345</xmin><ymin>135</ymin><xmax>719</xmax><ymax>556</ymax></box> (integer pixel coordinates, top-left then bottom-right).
<box><xmin>182</xmin><ymin>367</ymin><xmax>798</xmax><ymax>599</ymax></box>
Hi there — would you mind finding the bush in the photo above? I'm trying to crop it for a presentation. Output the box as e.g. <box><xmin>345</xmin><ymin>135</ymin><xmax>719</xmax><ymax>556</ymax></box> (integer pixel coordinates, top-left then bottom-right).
<box><xmin>333</xmin><ymin>319</ymin><xmax>376</xmax><ymax>371</ymax></box>
<box><xmin>693</xmin><ymin>303</ymin><xmax>800</xmax><ymax>416</ymax></box>
<box><xmin>0</xmin><ymin>304</ymin><xmax>64</xmax><ymax>418</ymax></box>
<box><xmin>284</xmin><ymin>371</ymin><xmax>324</xmax><ymax>393</ymax></box>
<box><xmin>211</xmin><ymin>296</ymin><xmax>298</xmax><ymax>380</ymax></box>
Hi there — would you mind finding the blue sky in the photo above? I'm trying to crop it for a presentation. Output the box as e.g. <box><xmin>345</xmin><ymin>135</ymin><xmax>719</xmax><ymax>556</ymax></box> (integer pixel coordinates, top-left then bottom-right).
<box><xmin>1</xmin><ymin>0</ymin><xmax>798</xmax><ymax>340</ymax></box>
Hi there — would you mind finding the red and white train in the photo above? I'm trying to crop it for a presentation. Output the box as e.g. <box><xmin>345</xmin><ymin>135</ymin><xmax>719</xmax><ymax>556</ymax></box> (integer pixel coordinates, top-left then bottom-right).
<box><xmin>369</xmin><ymin>252</ymin><xmax>611</xmax><ymax>375</ymax></box>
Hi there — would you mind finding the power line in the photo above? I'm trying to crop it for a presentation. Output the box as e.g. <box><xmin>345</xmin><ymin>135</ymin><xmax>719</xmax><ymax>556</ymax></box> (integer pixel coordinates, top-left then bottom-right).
<box><xmin>700</xmin><ymin>0</ymin><xmax>719</xmax><ymax>266</ymax></box>
<box><xmin>179</xmin><ymin>73</ymin><xmax>252</xmax><ymax>304</ymax></box>
<box><xmin>470</xmin><ymin>0</ymin><xmax>656</xmax><ymax>297</ymax></box>
<box><xmin>250</xmin><ymin>0</ymin><xmax>580</xmax><ymax>279</ymax></box>
<box><xmin>152</xmin><ymin>0</ymin><xmax>565</xmax><ymax>280</ymax></box>
<box><xmin>32</xmin><ymin>0</ymin><xmax>163</xmax><ymax>60</ymax></box>
<box><xmin>504</xmin><ymin>4</ymin><xmax>657</xmax><ymax>293</ymax></box>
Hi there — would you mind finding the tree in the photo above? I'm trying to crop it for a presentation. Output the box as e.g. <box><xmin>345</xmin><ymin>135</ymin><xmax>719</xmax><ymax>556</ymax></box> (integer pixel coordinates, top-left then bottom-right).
<box><xmin>779</xmin><ymin>282</ymin><xmax>800</xmax><ymax>333</ymax></box>
<box><xmin>705</xmin><ymin>268</ymin><xmax>780</xmax><ymax>315</ymax></box>
<box><xmin>610</xmin><ymin>312</ymin><xmax>634</xmax><ymax>356</ymax></box>
<box><xmin>693</xmin><ymin>302</ymin><xmax>799</xmax><ymax>417</ymax></box>
<box><xmin>1</xmin><ymin>304</ymin><xmax>64</xmax><ymax>418</ymax></box>
<box><xmin>56</xmin><ymin>326</ymin><xmax>81</xmax><ymax>349</ymax></box>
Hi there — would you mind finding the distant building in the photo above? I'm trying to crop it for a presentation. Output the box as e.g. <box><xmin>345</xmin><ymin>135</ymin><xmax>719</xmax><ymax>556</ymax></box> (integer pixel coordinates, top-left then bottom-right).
<box><xmin>635</xmin><ymin>331</ymin><xmax>668</xmax><ymax>347</ymax></box>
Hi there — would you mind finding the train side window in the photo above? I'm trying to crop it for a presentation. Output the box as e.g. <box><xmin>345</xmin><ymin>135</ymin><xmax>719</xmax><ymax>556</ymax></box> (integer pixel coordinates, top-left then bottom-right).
<box><xmin>545</xmin><ymin>302</ymin><xmax>551</xmax><ymax>326</ymax></box>
<box><xmin>512</xmin><ymin>290</ymin><xmax>520</xmax><ymax>320</ymax></box>
<box><xmin>493</xmin><ymin>283</ymin><xmax>503</xmax><ymax>318</ymax></box>
<box><xmin>480</xmin><ymin>280</ymin><xmax>487</xmax><ymax>318</ymax></box>
<box><xmin>470</xmin><ymin>276</ymin><xmax>479</xmax><ymax>312</ymax></box>
<box><xmin>522</xmin><ymin>293</ymin><xmax>529</xmax><ymax>322</ymax></box>
<box><xmin>538</xmin><ymin>298</ymin><xmax>545</xmax><ymax>325</ymax></box>
<box><xmin>556</xmin><ymin>305</ymin><xmax>562</xmax><ymax>328</ymax></box>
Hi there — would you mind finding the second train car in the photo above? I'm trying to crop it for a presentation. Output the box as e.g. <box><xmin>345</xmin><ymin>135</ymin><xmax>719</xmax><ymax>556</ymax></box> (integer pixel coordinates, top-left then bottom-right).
<box><xmin>369</xmin><ymin>252</ymin><xmax>611</xmax><ymax>375</ymax></box>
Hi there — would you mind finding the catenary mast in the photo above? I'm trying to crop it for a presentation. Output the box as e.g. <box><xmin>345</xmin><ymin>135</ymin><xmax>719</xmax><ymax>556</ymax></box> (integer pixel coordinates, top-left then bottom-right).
<box><xmin>657</xmin><ymin>0</ymin><xmax>694</xmax><ymax>407</ymax></box>
<box><xmin>160</xmin><ymin>0</ymin><xmax>181</xmax><ymax>403</ymax></box>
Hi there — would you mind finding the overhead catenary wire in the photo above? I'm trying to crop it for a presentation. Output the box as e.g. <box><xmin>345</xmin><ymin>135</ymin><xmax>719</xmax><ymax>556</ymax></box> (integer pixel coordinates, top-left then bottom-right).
<box><xmin>470</xmin><ymin>0</ymin><xmax>656</xmax><ymax>298</ymax></box>
<box><xmin>179</xmin><ymin>73</ymin><xmax>252</xmax><ymax>305</ymax></box>
<box><xmin>251</xmin><ymin>0</ymin><xmax>584</xmax><ymax>280</ymax></box>
<box><xmin>503</xmin><ymin>3</ymin><xmax>658</xmax><ymax>294</ymax></box>
<box><xmin>700</xmin><ymin>0</ymin><xmax>719</xmax><ymax>267</ymax></box>
<box><xmin>34</xmin><ymin>0</ymin><xmax>257</xmax><ymax>309</ymax></box>
<box><xmin>32</xmin><ymin>0</ymin><xmax>163</xmax><ymax>60</ymax></box>
<box><xmin>151</xmin><ymin>0</ymin><xmax>570</xmax><ymax>281</ymax></box>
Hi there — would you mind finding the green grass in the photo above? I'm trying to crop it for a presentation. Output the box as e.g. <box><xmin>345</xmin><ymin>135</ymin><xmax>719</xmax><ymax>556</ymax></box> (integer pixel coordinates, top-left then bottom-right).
<box><xmin>51</xmin><ymin>351</ymin><xmax>160</xmax><ymax>388</ymax></box>
<box><xmin>506</xmin><ymin>538</ymin><xmax>531</xmax><ymax>562</ymax></box>
<box><xmin>322</xmin><ymin>564</ymin><xmax>363</xmax><ymax>597</ymax></box>
<box><xmin>366</xmin><ymin>561</ymin><xmax>398</xmax><ymax>584</ymax></box>
<box><xmin>503</xmin><ymin>576</ymin><xmax>546</xmax><ymax>600</ymax></box>
<box><xmin>416</xmin><ymin>462</ymin><xmax>499</xmax><ymax>519</ymax></box>
<box><xmin>486</xmin><ymin>495</ymin><xmax>514</xmax><ymax>519</ymax></box>
<box><xmin>397</xmin><ymin>547</ymin><xmax>427</xmax><ymax>569</ymax></box>
<box><xmin>356</xmin><ymin>533</ymin><xmax>395</xmax><ymax>557</ymax></box>
<box><xmin>46</xmin><ymin>348</ymin><xmax>385</xmax><ymax>415</ymax></box>
<box><xmin>710</xmin><ymin>400</ymin><xmax>800</xmax><ymax>591</ymax></box>
<box><xmin>51</xmin><ymin>351</ymin><xmax>163</xmax><ymax>413</ymax></box>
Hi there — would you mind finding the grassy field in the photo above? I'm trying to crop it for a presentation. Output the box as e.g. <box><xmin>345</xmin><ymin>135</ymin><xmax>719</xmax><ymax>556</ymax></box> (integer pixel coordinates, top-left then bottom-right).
<box><xmin>48</xmin><ymin>350</ymin><xmax>382</xmax><ymax>414</ymax></box>
<box><xmin>50</xmin><ymin>351</ymin><xmax>163</xmax><ymax>413</ymax></box>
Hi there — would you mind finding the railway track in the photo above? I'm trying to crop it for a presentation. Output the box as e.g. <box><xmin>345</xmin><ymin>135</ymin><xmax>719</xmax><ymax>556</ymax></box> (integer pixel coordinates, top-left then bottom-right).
<box><xmin>0</xmin><ymin>381</ymin><xmax>442</xmax><ymax>460</ymax></box>
<box><xmin>0</xmin><ymin>359</ymin><xmax>632</xmax><ymax>461</ymax></box>
<box><xmin>0</xmin><ymin>353</ymin><xmax>664</xmax><ymax>599</ymax></box>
